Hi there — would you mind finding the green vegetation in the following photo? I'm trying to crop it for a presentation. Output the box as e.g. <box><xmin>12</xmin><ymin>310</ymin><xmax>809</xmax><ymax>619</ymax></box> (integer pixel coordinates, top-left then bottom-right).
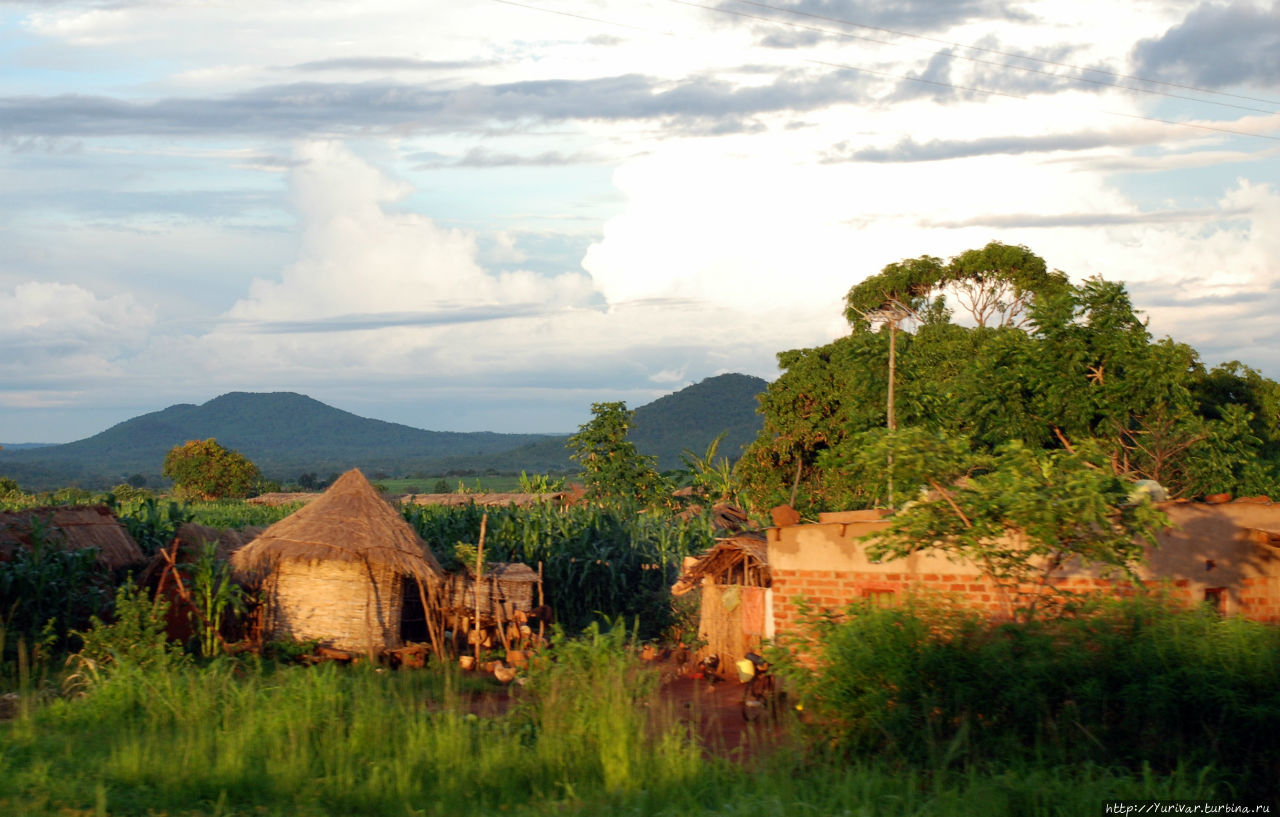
<box><xmin>0</xmin><ymin>519</ymin><xmax>106</xmax><ymax>667</ymax></box>
<box><xmin>568</xmin><ymin>402</ymin><xmax>665</xmax><ymax>508</ymax></box>
<box><xmin>2</xmin><ymin>615</ymin><xmax>1219</xmax><ymax>817</ymax></box>
<box><xmin>776</xmin><ymin>594</ymin><xmax>1280</xmax><ymax>802</ymax></box>
<box><xmin>742</xmin><ymin>244</ymin><xmax>1280</xmax><ymax>514</ymax></box>
<box><xmin>867</xmin><ymin>437</ymin><xmax>1168</xmax><ymax>616</ymax></box>
<box><xmin>404</xmin><ymin>502</ymin><xmax>715</xmax><ymax>637</ymax></box>
<box><xmin>162</xmin><ymin>438</ymin><xmax>266</xmax><ymax>500</ymax></box>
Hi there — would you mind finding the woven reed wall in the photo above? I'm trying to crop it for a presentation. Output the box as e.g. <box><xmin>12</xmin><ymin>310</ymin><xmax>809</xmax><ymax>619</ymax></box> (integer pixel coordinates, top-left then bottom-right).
<box><xmin>268</xmin><ymin>558</ymin><xmax>404</xmax><ymax>652</ymax></box>
<box><xmin>695</xmin><ymin>583</ymin><xmax>767</xmax><ymax>673</ymax></box>
<box><xmin>440</xmin><ymin>574</ymin><xmax>535</xmax><ymax>615</ymax></box>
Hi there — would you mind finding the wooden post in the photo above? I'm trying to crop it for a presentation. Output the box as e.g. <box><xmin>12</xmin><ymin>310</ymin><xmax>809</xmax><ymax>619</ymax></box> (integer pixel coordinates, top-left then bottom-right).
<box><xmin>473</xmin><ymin>513</ymin><xmax>487</xmax><ymax>665</ymax></box>
<box><xmin>493</xmin><ymin>578</ymin><xmax>511</xmax><ymax>652</ymax></box>
<box><xmin>537</xmin><ymin>560</ymin><xmax>545</xmax><ymax>643</ymax></box>
<box><xmin>414</xmin><ymin>575</ymin><xmax>445</xmax><ymax>660</ymax></box>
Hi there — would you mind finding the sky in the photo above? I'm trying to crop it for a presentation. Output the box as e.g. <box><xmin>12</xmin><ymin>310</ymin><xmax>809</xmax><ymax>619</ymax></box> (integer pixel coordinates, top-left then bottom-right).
<box><xmin>1</xmin><ymin>0</ymin><xmax>1278</xmax><ymax>444</ymax></box>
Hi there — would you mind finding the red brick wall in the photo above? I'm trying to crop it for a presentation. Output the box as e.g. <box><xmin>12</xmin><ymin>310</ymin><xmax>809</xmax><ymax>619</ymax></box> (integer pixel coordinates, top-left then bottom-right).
<box><xmin>771</xmin><ymin>570</ymin><xmax>1228</xmax><ymax>634</ymax></box>
<box><xmin>766</xmin><ymin>503</ymin><xmax>1280</xmax><ymax>642</ymax></box>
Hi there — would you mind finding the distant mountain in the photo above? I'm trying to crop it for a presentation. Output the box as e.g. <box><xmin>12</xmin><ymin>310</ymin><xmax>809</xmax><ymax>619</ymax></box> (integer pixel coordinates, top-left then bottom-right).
<box><xmin>0</xmin><ymin>375</ymin><xmax>769</xmax><ymax>490</ymax></box>
<box><xmin>458</xmin><ymin>373</ymin><xmax>769</xmax><ymax>474</ymax></box>
<box><xmin>0</xmin><ymin>443</ymin><xmax>55</xmax><ymax>451</ymax></box>
<box><xmin>630</xmin><ymin>373</ymin><xmax>767</xmax><ymax>470</ymax></box>
<box><xmin>0</xmin><ymin>392</ymin><xmax>552</xmax><ymax>489</ymax></box>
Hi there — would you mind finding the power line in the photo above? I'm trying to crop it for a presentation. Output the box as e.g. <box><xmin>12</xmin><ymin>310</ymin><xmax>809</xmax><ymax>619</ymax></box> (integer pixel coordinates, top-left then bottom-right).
<box><xmin>487</xmin><ymin>0</ymin><xmax>1280</xmax><ymax>143</ymax></box>
<box><xmin>722</xmin><ymin>0</ymin><xmax>1280</xmax><ymax>109</ymax></box>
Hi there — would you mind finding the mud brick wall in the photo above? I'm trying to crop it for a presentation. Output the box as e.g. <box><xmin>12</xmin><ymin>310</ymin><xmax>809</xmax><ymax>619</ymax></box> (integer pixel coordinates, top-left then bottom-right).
<box><xmin>768</xmin><ymin>503</ymin><xmax>1280</xmax><ymax>637</ymax></box>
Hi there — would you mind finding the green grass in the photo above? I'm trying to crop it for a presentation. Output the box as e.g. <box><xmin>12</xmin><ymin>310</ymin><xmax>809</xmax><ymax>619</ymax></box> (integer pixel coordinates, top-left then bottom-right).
<box><xmin>0</xmin><ymin>629</ymin><xmax>1223</xmax><ymax>817</ymax></box>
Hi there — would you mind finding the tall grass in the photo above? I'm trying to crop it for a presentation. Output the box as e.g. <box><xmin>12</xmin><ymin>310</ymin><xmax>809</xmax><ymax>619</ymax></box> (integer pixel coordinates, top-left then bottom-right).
<box><xmin>776</xmin><ymin>593</ymin><xmax>1280</xmax><ymax>801</ymax></box>
<box><xmin>0</xmin><ymin>621</ymin><xmax>1216</xmax><ymax>816</ymax></box>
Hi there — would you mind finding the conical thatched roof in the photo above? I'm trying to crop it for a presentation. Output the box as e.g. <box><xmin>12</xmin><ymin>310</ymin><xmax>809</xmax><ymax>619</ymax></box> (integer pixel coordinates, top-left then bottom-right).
<box><xmin>232</xmin><ymin>469</ymin><xmax>443</xmax><ymax>580</ymax></box>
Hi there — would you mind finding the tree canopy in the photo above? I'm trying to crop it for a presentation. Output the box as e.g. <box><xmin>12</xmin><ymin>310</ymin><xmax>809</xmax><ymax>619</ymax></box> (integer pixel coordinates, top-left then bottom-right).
<box><xmin>162</xmin><ymin>439</ymin><xmax>263</xmax><ymax>500</ymax></box>
<box><xmin>740</xmin><ymin>244</ymin><xmax>1280</xmax><ymax>514</ymax></box>
<box><xmin>567</xmin><ymin>402</ymin><xmax>665</xmax><ymax>507</ymax></box>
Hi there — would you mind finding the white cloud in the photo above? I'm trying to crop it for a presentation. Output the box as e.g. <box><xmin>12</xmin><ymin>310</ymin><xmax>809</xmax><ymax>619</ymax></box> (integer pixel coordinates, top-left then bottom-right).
<box><xmin>0</xmin><ymin>280</ymin><xmax>154</xmax><ymax>378</ymax></box>
<box><xmin>226</xmin><ymin>141</ymin><xmax>597</xmax><ymax>324</ymax></box>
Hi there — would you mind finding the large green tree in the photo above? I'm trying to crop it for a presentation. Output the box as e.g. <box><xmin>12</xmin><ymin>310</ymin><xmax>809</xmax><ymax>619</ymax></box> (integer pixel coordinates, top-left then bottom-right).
<box><xmin>162</xmin><ymin>438</ymin><xmax>263</xmax><ymax>500</ymax></box>
<box><xmin>567</xmin><ymin>402</ymin><xmax>666</xmax><ymax>507</ymax></box>
<box><xmin>741</xmin><ymin>245</ymin><xmax>1280</xmax><ymax>513</ymax></box>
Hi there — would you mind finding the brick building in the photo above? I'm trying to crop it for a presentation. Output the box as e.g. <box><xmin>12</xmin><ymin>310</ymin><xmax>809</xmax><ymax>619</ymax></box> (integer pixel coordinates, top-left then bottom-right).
<box><xmin>768</xmin><ymin>501</ymin><xmax>1280</xmax><ymax>637</ymax></box>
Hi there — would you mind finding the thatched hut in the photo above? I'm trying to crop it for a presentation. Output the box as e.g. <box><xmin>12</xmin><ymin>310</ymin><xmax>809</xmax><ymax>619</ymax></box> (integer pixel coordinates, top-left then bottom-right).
<box><xmin>671</xmin><ymin>532</ymin><xmax>770</xmax><ymax>674</ymax></box>
<box><xmin>232</xmin><ymin>469</ymin><xmax>444</xmax><ymax>654</ymax></box>
<box><xmin>0</xmin><ymin>505</ymin><xmax>143</xmax><ymax>570</ymax></box>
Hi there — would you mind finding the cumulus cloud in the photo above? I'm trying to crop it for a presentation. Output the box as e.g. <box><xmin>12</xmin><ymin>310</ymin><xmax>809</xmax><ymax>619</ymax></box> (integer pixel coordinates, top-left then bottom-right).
<box><xmin>0</xmin><ymin>281</ymin><xmax>154</xmax><ymax>379</ymax></box>
<box><xmin>226</xmin><ymin>141</ymin><xmax>596</xmax><ymax>325</ymax></box>
<box><xmin>170</xmin><ymin>142</ymin><xmax>797</xmax><ymax>415</ymax></box>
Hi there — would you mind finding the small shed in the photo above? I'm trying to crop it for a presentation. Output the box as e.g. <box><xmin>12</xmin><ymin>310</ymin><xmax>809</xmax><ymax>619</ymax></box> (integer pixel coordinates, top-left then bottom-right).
<box><xmin>441</xmin><ymin>561</ymin><xmax>541</xmax><ymax>617</ymax></box>
<box><xmin>0</xmin><ymin>505</ymin><xmax>144</xmax><ymax>570</ymax></box>
<box><xmin>671</xmin><ymin>532</ymin><xmax>771</xmax><ymax>674</ymax></box>
<box><xmin>232</xmin><ymin>469</ymin><xmax>445</xmax><ymax>654</ymax></box>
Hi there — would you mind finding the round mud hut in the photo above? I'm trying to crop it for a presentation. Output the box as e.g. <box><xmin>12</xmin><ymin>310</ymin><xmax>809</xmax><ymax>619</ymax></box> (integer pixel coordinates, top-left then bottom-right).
<box><xmin>232</xmin><ymin>469</ymin><xmax>444</xmax><ymax>654</ymax></box>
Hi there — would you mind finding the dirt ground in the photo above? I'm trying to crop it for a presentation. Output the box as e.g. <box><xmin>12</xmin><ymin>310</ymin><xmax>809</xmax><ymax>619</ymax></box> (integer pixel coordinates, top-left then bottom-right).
<box><xmin>658</xmin><ymin>672</ymin><xmax>791</xmax><ymax>763</ymax></box>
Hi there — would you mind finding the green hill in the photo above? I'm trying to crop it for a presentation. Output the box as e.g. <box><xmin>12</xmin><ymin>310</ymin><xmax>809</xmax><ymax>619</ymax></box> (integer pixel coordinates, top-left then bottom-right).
<box><xmin>630</xmin><ymin>373</ymin><xmax>767</xmax><ymax>470</ymax></box>
<box><xmin>0</xmin><ymin>392</ymin><xmax>553</xmax><ymax>489</ymax></box>
<box><xmin>0</xmin><ymin>375</ymin><xmax>768</xmax><ymax>490</ymax></box>
<box><xmin>454</xmin><ymin>373</ymin><xmax>769</xmax><ymax>474</ymax></box>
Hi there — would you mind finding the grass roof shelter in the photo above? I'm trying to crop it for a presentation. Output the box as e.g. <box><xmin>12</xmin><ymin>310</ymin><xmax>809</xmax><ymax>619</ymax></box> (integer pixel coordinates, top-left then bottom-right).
<box><xmin>671</xmin><ymin>532</ymin><xmax>771</xmax><ymax>676</ymax></box>
<box><xmin>232</xmin><ymin>469</ymin><xmax>445</xmax><ymax>655</ymax></box>
<box><xmin>0</xmin><ymin>505</ymin><xmax>143</xmax><ymax>571</ymax></box>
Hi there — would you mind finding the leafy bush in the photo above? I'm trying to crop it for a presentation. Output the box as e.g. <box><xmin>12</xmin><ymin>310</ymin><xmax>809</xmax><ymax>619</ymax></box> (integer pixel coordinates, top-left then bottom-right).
<box><xmin>72</xmin><ymin>581</ymin><xmax>186</xmax><ymax>674</ymax></box>
<box><xmin>116</xmin><ymin>497</ymin><xmax>193</xmax><ymax>557</ymax></box>
<box><xmin>776</xmin><ymin>594</ymin><xmax>1280</xmax><ymax>800</ymax></box>
<box><xmin>162</xmin><ymin>438</ymin><xmax>263</xmax><ymax>499</ymax></box>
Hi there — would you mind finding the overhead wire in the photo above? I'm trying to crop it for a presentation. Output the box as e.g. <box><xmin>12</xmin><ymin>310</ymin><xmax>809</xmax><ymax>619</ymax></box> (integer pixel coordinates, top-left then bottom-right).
<box><xmin>487</xmin><ymin>0</ymin><xmax>1280</xmax><ymax>143</ymax></box>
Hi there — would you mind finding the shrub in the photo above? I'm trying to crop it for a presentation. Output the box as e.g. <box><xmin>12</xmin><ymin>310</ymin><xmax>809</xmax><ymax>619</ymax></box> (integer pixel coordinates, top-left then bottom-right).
<box><xmin>776</xmin><ymin>594</ymin><xmax>1280</xmax><ymax>800</ymax></box>
<box><xmin>73</xmin><ymin>581</ymin><xmax>186</xmax><ymax>675</ymax></box>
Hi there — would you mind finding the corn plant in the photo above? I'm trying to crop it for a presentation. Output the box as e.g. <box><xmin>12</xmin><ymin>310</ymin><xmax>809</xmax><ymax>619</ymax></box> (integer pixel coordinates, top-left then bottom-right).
<box><xmin>117</xmin><ymin>497</ymin><xmax>193</xmax><ymax>557</ymax></box>
<box><xmin>403</xmin><ymin>502</ymin><xmax>716</xmax><ymax>637</ymax></box>
<box><xmin>188</xmin><ymin>542</ymin><xmax>243</xmax><ymax>657</ymax></box>
<box><xmin>0</xmin><ymin>519</ymin><xmax>105</xmax><ymax>662</ymax></box>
